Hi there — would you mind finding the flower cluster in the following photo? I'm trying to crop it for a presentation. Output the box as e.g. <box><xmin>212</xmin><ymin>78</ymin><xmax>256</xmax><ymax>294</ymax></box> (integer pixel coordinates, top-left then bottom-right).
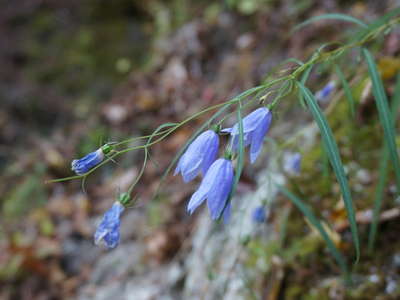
<box><xmin>175</xmin><ymin>107</ymin><xmax>273</xmax><ymax>222</ymax></box>
<box><xmin>70</xmin><ymin>107</ymin><xmax>273</xmax><ymax>249</ymax></box>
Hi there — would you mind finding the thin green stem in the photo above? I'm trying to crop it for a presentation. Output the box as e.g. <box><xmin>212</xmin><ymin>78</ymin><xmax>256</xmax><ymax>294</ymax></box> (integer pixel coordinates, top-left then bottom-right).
<box><xmin>47</xmin><ymin>16</ymin><xmax>400</xmax><ymax>185</ymax></box>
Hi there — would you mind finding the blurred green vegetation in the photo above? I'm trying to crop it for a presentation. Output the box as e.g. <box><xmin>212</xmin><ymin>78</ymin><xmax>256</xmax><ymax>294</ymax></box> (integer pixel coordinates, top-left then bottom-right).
<box><xmin>1</xmin><ymin>1</ymin><xmax>400</xmax><ymax>299</ymax></box>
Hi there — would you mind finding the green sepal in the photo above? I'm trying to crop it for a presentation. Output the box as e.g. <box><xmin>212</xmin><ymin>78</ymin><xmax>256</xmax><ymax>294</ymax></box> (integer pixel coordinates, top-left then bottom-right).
<box><xmin>118</xmin><ymin>192</ymin><xmax>131</xmax><ymax>206</ymax></box>
<box><xmin>223</xmin><ymin>150</ymin><xmax>233</xmax><ymax>160</ymax></box>
<box><xmin>101</xmin><ymin>143</ymin><xmax>114</xmax><ymax>154</ymax></box>
<box><xmin>211</xmin><ymin>124</ymin><xmax>221</xmax><ymax>133</ymax></box>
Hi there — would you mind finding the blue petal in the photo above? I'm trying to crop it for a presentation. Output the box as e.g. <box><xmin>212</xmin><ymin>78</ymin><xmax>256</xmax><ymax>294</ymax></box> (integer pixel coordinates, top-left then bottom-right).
<box><xmin>283</xmin><ymin>152</ymin><xmax>301</xmax><ymax>174</ymax></box>
<box><xmin>187</xmin><ymin>158</ymin><xmax>225</xmax><ymax>215</ymax></box>
<box><xmin>173</xmin><ymin>158</ymin><xmax>182</xmax><ymax>175</ymax></box>
<box><xmin>249</xmin><ymin>111</ymin><xmax>272</xmax><ymax>163</ymax></box>
<box><xmin>187</xmin><ymin>188</ymin><xmax>208</xmax><ymax>214</ymax></box>
<box><xmin>316</xmin><ymin>81</ymin><xmax>336</xmax><ymax>102</ymax></box>
<box><xmin>230</xmin><ymin>107</ymin><xmax>270</xmax><ymax>135</ymax></box>
<box><xmin>71</xmin><ymin>149</ymin><xmax>104</xmax><ymax>175</ymax></box>
<box><xmin>201</xmin><ymin>133</ymin><xmax>219</xmax><ymax>174</ymax></box>
<box><xmin>103</xmin><ymin>229</ymin><xmax>120</xmax><ymax>249</ymax></box>
<box><xmin>175</xmin><ymin>130</ymin><xmax>219</xmax><ymax>182</ymax></box>
<box><xmin>94</xmin><ymin>202</ymin><xmax>124</xmax><ymax>249</ymax></box>
<box><xmin>206</xmin><ymin>159</ymin><xmax>234</xmax><ymax>220</ymax></box>
<box><xmin>181</xmin><ymin>156</ymin><xmax>203</xmax><ymax>183</ymax></box>
<box><xmin>252</xmin><ymin>206</ymin><xmax>266</xmax><ymax>223</ymax></box>
<box><xmin>221</xmin><ymin>128</ymin><xmax>232</xmax><ymax>134</ymax></box>
<box><xmin>222</xmin><ymin>202</ymin><xmax>231</xmax><ymax>224</ymax></box>
<box><xmin>226</xmin><ymin>108</ymin><xmax>271</xmax><ymax>155</ymax></box>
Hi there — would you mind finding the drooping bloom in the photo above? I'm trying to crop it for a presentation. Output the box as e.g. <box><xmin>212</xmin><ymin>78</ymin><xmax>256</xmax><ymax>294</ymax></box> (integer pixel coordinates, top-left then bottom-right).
<box><xmin>252</xmin><ymin>205</ymin><xmax>267</xmax><ymax>223</ymax></box>
<box><xmin>223</xmin><ymin>107</ymin><xmax>272</xmax><ymax>163</ymax></box>
<box><xmin>174</xmin><ymin>130</ymin><xmax>219</xmax><ymax>182</ymax></box>
<box><xmin>94</xmin><ymin>201</ymin><xmax>124</xmax><ymax>249</ymax></box>
<box><xmin>71</xmin><ymin>148</ymin><xmax>105</xmax><ymax>175</ymax></box>
<box><xmin>222</xmin><ymin>202</ymin><xmax>232</xmax><ymax>224</ymax></box>
<box><xmin>315</xmin><ymin>81</ymin><xmax>336</xmax><ymax>103</ymax></box>
<box><xmin>283</xmin><ymin>152</ymin><xmax>301</xmax><ymax>175</ymax></box>
<box><xmin>187</xmin><ymin>158</ymin><xmax>234</xmax><ymax>220</ymax></box>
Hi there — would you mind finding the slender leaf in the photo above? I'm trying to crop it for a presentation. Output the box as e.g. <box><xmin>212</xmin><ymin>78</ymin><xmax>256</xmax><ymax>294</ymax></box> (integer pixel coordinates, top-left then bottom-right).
<box><xmin>367</xmin><ymin>147</ymin><xmax>389</xmax><ymax>252</ymax></box>
<box><xmin>218</xmin><ymin>101</ymin><xmax>245</xmax><ymax>219</ymax></box>
<box><xmin>298</xmin><ymin>82</ymin><xmax>360</xmax><ymax>263</ymax></box>
<box><xmin>298</xmin><ymin>66</ymin><xmax>313</xmax><ymax>108</ymax></box>
<box><xmin>368</xmin><ymin>73</ymin><xmax>400</xmax><ymax>252</ymax></box>
<box><xmin>335</xmin><ymin>64</ymin><xmax>356</xmax><ymax>117</ymax></box>
<box><xmin>284</xmin><ymin>57</ymin><xmax>304</xmax><ymax>66</ymax></box>
<box><xmin>230</xmin><ymin>102</ymin><xmax>245</xmax><ymax>198</ymax></box>
<box><xmin>278</xmin><ymin>185</ymin><xmax>350</xmax><ymax>282</ymax></box>
<box><xmin>293</xmin><ymin>13</ymin><xmax>367</xmax><ymax>32</ymax></box>
<box><xmin>353</xmin><ymin>7</ymin><xmax>400</xmax><ymax>42</ymax></box>
<box><xmin>363</xmin><ymin>48</ymin><xmax>400</xmax><ymax>193</ymax></box>
<box><xmin>392</xmin><ymin>72</ymin><xmax>400</xmax><ymax>120</ymax></box>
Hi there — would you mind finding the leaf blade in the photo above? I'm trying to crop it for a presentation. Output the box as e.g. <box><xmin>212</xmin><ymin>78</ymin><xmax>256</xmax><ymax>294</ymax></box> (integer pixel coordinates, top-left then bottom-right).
<box><xmin>363</xmin><ymin>48</ymin><xmax>400</xmax><ymax>193</ymax></box>
<box><xmin>297</xmin><ymin>82</ymin><xmax>360</xmax><ymax>263</ymax></box>
<box><xmin>353</xmin><ymin>7</ymin><xmax>400</xmax><ymax>42</ymax></box>
<box><xmin>335</xmin><ymin>64</ymin><xmax>356</xmax><ymax>117</ymax></box>
<box><xmin>293</xmin><ymin>13</ymin><xmax>367</xmax><ymax>32</ymax></box>
<box><xmin>278</xmin><ymin>185</ymin><xmax>350</xmax><ymax>281</ymax></box>
<box><xmin>368</xmin><ymin>72</ymin><xmax>400</xmax><ymax>252</ymax></box>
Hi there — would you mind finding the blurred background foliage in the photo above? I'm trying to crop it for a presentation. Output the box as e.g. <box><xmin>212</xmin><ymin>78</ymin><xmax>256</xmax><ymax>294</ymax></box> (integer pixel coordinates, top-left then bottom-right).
<box><xmin>1</xmin><ymin>0</ymin><xmax>400</xmax><ymax>299</ymax></box>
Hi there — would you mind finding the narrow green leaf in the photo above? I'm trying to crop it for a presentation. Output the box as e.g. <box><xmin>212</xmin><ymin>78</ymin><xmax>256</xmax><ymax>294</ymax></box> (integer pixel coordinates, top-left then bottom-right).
<box><xmin>353</xmin><ymin>7</ymin><xmax>400</xmax><ymax>42</ymax></box>
<box><xmin>218</xmin><ymin>101</ymin><xmax>245</xmax><ymax>219</ymax></box>
<box><xmin>301</xmin><ymin>65</ymin><xmax>313</xmax><ymax>84</ymax></box>
<box><xmin>231</xmin><ymin>102</ymin><xmax>245</xmax><ymax>197</ymax></box>
<box><xmin>363</xmin><ymin>48</ymin><xmax>400</xmax><ymax>193</ymax></box>
<box><xmin>335</xmin><ymin>64</ymin><xmax>356</xmax><ymax>117</ymax></box>
<box><xmin>284</xmin><ymin>57</ymin><xmax>304</xmax><ymax>66</ymax></box>
<box><xmin>278</xmin><ymin>185</ymin><xmax>350</xmax><ymax>282</ymax></box>
<box><xmin>297</xmin><ymin>82</ymin><xmax>360</xmax><ymax>263</ymax></box>
<box><xmin>368</xmin><ymin>72</ymin><xmax>400</xmax><ymax>252</ymax></box>
<box><xmin>367</xmin><ymin>147</ymin><xmax>389</xmax><ymax>252</ymax></box>
<box><xmin>298</xmin><ymin>66</ymin><xmax>313</xmax><ymax>108</ymax></box>
<box><xmin>293</xmin><ymin>13</ymin><xmax>367</xmax><ymax>32</ymax></box>
<box><xmin>392</xmin><ymin>72</ymin><xmax>400</xmax><ymax>120</ymax></box>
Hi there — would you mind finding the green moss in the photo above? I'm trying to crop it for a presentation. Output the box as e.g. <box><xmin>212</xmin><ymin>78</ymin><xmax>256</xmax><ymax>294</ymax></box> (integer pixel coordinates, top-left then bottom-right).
<box><xmin>2</xmin><ymin>163</ymin><xmax>47</xmax><ymax>219</ymax></box>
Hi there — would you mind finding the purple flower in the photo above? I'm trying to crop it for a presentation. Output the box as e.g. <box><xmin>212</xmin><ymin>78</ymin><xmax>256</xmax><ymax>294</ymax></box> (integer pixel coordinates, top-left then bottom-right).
<box><xmin>223</xmin><ymin>107</ymin><xmax>272</xmax><ymax>163</ymax></box>
<box><xmin>222</xmin><ymin>202</ymin><xmax>232</xmax><ymax>224</ymax></box>
<box><xmin>315</xmin><ymin>81</ymin><xmax>336</xmax><ymax>103</ymax></box>
<box><xmin>71</xmin><ymin>148</ymin><xmax>105</xmax><ymax>175</ymax></box>
<box><xmin>283</xmin><ymin>152</ymin><xmax>301</xmax><ymax>175</ymax></box>
<box><xmin>187</xmin><ymin>158</ymin><xmax>234</xmax><ymax>220</ymax></box>
<box><xmin>94</xmin><ymin>202</ymin><xmax>124</xmax><ymax>249</ymax></box>
<box><xmin>252</xmin><ymin>205</ymin><xmax>267</xmax><ymax>223</ymax></box>
<box><xmin>174</xmin><ymin>130</ymin><xmax>219</xmax><ymax>182</ymax></box>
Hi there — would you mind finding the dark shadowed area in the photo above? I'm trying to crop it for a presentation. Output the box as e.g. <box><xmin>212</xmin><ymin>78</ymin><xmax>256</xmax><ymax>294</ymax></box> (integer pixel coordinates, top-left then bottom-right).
<box><xmin>1</xmin><ymin>0</ymin><xmax>400</xmax><ymax>299</ymax></box>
